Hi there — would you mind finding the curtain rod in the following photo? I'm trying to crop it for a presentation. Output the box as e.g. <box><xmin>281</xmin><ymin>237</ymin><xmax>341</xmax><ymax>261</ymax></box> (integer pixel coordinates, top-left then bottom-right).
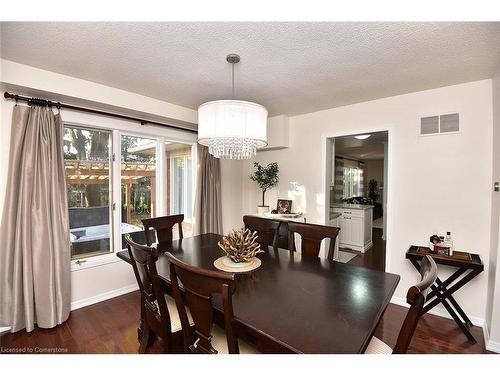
<box><xmin>3</xmin><ymin>91</ymin><xmax>198</xmax><ymax>134</ymax></box>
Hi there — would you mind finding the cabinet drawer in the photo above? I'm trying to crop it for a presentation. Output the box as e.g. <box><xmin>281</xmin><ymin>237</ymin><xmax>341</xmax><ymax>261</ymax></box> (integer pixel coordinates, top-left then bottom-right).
<box><xmin>333</xmin><ymin>208</ymin><xmax>364</xmax><ymax>218</ymax></box>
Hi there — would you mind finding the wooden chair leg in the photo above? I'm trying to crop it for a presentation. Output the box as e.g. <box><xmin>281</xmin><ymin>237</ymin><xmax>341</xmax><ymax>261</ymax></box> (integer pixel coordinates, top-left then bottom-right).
<box><xmin>139</xmin><ymin>323</ymin><xmax>151</xmax><ymax>354</ymax></box>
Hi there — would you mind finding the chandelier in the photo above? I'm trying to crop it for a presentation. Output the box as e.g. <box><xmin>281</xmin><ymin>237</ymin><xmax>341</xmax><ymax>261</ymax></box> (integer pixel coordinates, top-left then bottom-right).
<box><xmin>197</xmin><ymin>54</ymin><xmax>268</xmax><ymax>160</ymax></box>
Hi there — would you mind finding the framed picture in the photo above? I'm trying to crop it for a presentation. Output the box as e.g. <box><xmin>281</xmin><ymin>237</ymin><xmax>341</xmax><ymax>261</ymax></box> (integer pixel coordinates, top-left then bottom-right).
<box><xmin>276</xmin><ymin>199</ymin><xmax>293</xmax><ymax>214</ymax></box>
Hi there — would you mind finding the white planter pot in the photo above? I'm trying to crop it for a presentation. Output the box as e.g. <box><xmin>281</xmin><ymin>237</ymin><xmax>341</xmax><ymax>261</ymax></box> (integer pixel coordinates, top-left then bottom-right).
<box><xmin>257</xmin><ymin>205</ymin><xmax>270</xmax><ymax>215</ymax></box>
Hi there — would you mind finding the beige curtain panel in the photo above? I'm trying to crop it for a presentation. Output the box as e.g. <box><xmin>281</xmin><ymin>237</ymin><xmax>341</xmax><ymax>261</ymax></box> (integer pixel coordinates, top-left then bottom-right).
<box><xmin>193</xmin><ymin>144</ymin><xmax>222</xmax><ymax>235</ymax></box>
<box><xmin>0</xmin><ymin>105</ymin><xmax>71</xmax><ymax>333</ymax></box>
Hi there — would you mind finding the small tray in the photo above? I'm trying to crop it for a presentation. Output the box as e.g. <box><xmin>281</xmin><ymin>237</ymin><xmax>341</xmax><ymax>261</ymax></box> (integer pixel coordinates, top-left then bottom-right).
<box><xmin>416</xmin><ymin>247</ymin><xmax>472</xmax><ymax>262</ymax></box>
<box><xmin>214</xmin><ymin>256</ymin><xmax>262</xmax><ymax>273</ymax></box>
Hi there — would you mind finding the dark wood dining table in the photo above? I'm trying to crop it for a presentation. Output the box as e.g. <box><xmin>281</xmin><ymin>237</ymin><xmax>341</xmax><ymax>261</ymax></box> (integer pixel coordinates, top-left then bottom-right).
<box><xmin>117</xmin><ymin>233</ymin><xmax>400</xmax><ymax>353</ymax></box>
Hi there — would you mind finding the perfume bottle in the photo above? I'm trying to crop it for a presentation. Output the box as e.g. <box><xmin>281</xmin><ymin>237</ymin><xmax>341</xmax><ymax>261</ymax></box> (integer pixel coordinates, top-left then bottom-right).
<box><xmin>445</xmin><ymin>231</ymin><xmax>454</xmax><ymax>256</ymax></box>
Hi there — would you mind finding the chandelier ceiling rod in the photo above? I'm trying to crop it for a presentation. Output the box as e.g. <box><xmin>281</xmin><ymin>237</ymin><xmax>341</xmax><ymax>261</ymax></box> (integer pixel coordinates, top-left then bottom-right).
<box><xmin>226</xmin><ymin>53</ymin><xmax>240</xmax><ymax>98</ymax></box>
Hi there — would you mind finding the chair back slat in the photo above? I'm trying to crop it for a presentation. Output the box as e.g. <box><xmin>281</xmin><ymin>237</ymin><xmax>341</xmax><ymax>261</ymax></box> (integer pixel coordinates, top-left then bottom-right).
<box><xmin>142</xmin><ymin>214</ymin><xmax>184</xmax><ymax>246</ymax></box>
<box><xmin>243</xmin><ymin>215</ymin><xmax>281</xmax><ymax>250</ymax></box>
<box><xmin>287</xmin><ymin>221</ymin><xmax>340</xmax><ymax>260</ymax></box>
<box><xmin>124</xmin><ymin>234</ymin><xmax>174</xmax><ymax>351</ymax></box>
<box><xmin>392</xmin><ymin>255</ymin><xmax>437</xmax><ymax>354</ymax></box>
<box><xmin>167</xmin><ymin>252</ymin><xmax>239</xmax><ymax>354</ymax></box>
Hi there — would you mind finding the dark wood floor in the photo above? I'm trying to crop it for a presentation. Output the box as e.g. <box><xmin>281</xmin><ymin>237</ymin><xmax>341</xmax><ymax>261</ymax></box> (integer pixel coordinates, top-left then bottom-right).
<box><xmin>344</xmin><ymin>227</ymin><xmax>386</xmax><ymax>271</ymax></box>
<box><xmin>0</xmin><ymin>289</ymin><xmax>487</xmax><ymax>354</ymax></box>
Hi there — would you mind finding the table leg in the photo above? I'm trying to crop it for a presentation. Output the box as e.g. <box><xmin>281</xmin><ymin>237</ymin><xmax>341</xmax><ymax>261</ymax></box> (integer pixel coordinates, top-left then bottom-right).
<box><xmin>409</xmin><ymin>259</ymin><xmax>478</xmax><ymax>342</ymax></box>
<box><xmin>427</xmin><ymin>268</ymin><xmax>466</xmax><ymax>300</ymax></box>
<box><xmin>435</xmin><ymin>276</ymin><xmax>473</xmax><ymax>326</ymax></box>
<box><xmin>435</xmin><ymin>291</ymin><xmax>477</xmax><ymax>342</ymax></box>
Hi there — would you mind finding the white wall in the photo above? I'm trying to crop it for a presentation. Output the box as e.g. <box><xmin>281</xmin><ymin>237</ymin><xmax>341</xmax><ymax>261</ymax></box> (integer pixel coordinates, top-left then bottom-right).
<box><xmin>238</xmin><ymin>80</ymin><xmax>493</xmax><ymax>323</ymax></box>
<box><xmin>0</xmin><ymin>60</ymin><xmax>198</xmax><ymax>312</ymax></box>
<box><xmin>486</xmin><ymin>64</ymin><xmax>500</xmax><ymax>351</ymax></box>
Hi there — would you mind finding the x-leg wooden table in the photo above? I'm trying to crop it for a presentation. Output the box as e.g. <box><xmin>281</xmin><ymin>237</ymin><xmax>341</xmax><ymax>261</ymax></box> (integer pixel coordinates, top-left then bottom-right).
<box><xmin>406</xmin><ymin>246</ymin><xmax>484</xmax><ymax>343</ymax></box>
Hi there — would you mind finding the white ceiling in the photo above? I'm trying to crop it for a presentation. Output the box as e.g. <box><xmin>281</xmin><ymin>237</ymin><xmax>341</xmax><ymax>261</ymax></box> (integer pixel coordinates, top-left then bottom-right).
<box><xmin>1</xmin><ymin>22</ymin><xmax>500</xmax><ymax>116</ymax></box>
<box><xmin>335</xmin><ymin>131</ymin><xmax>388</xmax><ymax>160</ymax></box>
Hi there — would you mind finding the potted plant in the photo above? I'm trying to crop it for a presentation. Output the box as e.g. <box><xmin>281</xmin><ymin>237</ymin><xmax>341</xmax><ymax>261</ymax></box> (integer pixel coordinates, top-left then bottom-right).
<box><xmin>250</xmin><ymin>162</ymin><xmax>279</xmax><ymax>214</ymax></box>
<box><xmin>368</xmin><ymin>179</ymin><xmax>379</xmax><ymax>203</ymax></box>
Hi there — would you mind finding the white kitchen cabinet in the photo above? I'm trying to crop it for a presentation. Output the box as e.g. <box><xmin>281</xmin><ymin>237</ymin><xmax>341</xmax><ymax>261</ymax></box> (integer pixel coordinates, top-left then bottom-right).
<box><xmin>332</xmin><ymin>205</ymin><xmax>373</xmax><ymax>253</ymax></box>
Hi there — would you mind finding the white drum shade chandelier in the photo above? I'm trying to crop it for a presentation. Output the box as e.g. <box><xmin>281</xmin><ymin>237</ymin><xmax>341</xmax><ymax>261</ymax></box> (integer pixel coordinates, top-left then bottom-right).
<box><xmin>197</xmin><ymin>54</ymin><xmax>268</xmax><ymax>160</ymax></box>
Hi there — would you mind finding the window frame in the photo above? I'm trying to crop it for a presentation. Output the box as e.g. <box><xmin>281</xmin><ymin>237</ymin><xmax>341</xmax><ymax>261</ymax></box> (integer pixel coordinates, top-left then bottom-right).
<box><xmin>64</xmin><ymin>124</ymin><xmax>114</xmax><ymax>261</ymax></box>
<box><xmin>169</xmin><ymin>150</ymin><xmax>194</xmax><ymax>223</ymax></box>
<box><xmin>64</xmin><ymin>119</ymin><xmax>197</xmax><ymax>269</ymax></box>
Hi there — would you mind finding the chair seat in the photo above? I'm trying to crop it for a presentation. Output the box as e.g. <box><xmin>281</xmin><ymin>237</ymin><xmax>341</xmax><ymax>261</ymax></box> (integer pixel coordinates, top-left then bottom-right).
<box><xmin>209</xmin><ymin>324</ymin><xmax>259</xmax><ymax>354</ymax></box>
<box><xmin>364</xmin><ymin>336</ymin><xmax>392</xmax><ymax>354</ymax></box>
<box><xmin>164</xmin><ymin>294</ymin><xmax>193</xmax><ymax>333</ymax></box>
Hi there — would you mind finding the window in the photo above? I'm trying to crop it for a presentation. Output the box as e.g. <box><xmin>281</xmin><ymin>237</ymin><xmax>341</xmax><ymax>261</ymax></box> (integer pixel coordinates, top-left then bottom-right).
<box><xmin>64</xmin><ymin>126</ymin><xmax>113</xmax><ymax>259</ymax></box>
<box><xmin>120</xmin><ymin>135</ymin><xmax>157</xmax><ymax>245</ymax></box>
<box><xmin>64</xmin><ymin>124</ymin><xmax>195</xmax><ymax>260</ymax></box>
<box><xmin>165</xmin><ymin>143</ymin><xmax>194</xmax><ymax>238</ymax></box>
<box><xmin>343</xmin><ymin>167</ymin><xmax>364</xmax><ymax>199</ymax></box>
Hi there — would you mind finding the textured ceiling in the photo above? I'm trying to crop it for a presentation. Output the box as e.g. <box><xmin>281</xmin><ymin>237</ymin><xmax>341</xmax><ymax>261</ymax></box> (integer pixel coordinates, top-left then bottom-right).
<box><xmin>335</xmin><ymin>131</ymin><xmax>388</xmax><ymax>160</ymax></box>
<box><xmin>1</xmin><ymin>22</ymin><xmax>500</xmax><ymax>116</ymax></box>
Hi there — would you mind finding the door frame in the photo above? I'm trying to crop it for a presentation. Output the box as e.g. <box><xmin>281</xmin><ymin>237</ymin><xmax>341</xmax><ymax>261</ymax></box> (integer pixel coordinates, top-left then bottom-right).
<box><xmin>321</xmin><ymin>128</ymin><xmax>392</xmax><ymax>272</ymax></box>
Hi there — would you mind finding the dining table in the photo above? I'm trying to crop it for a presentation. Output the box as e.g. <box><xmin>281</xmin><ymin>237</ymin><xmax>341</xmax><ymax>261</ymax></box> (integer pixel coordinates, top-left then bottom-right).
<box><xmin>117</xmin><ymin>233</ymin><xmax>400</xmax><ymax>353</ymax></box>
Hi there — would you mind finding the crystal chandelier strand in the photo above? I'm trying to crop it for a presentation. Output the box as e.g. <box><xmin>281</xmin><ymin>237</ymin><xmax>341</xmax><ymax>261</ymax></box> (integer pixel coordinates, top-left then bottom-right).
<box><xmin>208</xmin><ymin>137</ymin><xmax>258</xmax><ymax>160</ymax></box>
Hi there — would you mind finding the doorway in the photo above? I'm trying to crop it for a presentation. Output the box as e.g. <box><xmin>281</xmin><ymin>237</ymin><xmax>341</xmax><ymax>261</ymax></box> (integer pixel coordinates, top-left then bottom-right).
<box><xmin>326</xmin><ymin>131</ymin><xmax>388</xmax><ymax>271</ymax></box>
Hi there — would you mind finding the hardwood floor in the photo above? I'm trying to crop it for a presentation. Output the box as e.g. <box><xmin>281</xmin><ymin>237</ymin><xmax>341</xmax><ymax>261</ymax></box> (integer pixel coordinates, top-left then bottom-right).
<box><xmin>0</xmin><ymin>290</ymin><xmax>487</xmax><ymax>354</ymax></box>
<box><xmin>344</xmin><ymin>227</ymin><xmax>386</xmax><ymax>271</ymax></box>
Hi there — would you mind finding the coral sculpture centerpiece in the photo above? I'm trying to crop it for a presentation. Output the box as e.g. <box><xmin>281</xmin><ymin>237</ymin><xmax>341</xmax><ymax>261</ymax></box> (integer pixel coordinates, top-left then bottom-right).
<box><xmin>218</xmin><ymin>228</ymin><xmax>263</xmax><ymax>263</ymax></box>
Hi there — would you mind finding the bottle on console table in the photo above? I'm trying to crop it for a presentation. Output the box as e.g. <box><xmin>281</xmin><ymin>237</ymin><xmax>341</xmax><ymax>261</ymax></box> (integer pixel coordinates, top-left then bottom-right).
<box><xmin>445</xmin><ymin>231</ymin><xmax>454</xmax><ymax>256</ymax></box>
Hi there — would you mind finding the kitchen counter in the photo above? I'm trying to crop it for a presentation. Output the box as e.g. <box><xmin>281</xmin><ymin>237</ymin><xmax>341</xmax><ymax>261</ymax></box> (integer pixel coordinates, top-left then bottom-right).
<box><xmin>332</xmin><ymin>203</ymin><xmax>374</xmax><ymax>210</ymax></box>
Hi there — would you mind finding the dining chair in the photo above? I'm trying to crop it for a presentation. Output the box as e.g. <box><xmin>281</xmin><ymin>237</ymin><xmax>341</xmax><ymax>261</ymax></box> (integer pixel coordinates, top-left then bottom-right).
<box><xmin>243</xmin><ymin>215</ymin><xmax>281</xmax><ymax>250</ymax></box>
<box><xmin>287</xmin><ymin>221</ymin><xmax>340</xmax><ymax>261</ymax></box>
<box><xmin>124</xmin><ymin>234</ymin><xmax>191</xmax><ymax>353</ymax></box>
<box><xmin>167</xmin><ymin>252</ymin><xmax>258</xmax><ymax>354</ymax></box>
<box><xmin>365</xmin><ymin>255</ymin><xmax>438</xmax><ymax>354</ymax></box>
<box><xmin>141</xmin><ymin>214</ymin><xmax>184</xmax><ymax>246</ymax></box>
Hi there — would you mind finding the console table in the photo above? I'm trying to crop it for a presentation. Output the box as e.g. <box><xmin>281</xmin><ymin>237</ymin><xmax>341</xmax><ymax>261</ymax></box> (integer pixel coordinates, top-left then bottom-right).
<box><xmin>405</xmin><ymin>245</ymin><xmax>484</xmax><ymax>342</ymax></box>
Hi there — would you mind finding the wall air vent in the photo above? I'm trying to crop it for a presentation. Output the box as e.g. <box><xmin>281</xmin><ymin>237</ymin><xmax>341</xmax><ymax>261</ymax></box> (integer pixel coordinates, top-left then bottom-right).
<box><xmin>420</xmin><ymin>113</ymin><xmax>459</xmax><ymax>136</ymax></box>
<box><xmin>420</xmin><ymin>116</ymin><xmax>439</xmax><ymax>135</ymax></box>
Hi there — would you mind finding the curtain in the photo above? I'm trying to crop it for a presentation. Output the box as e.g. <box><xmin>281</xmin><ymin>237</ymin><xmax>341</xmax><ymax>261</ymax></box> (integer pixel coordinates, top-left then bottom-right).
<box><xmin>334</xmin><ymin>158</ymin><xmax>345</xmax><ymax>203</ymax></box>
<box><xmin>0</xmin><ymin>105</ymin><xmax>71</xmax><ymax>333</ymax></box>
<box><xmin>193</xmin><ymin>144</ymin><xmax>222</xmax><ymax>235</ymax></box>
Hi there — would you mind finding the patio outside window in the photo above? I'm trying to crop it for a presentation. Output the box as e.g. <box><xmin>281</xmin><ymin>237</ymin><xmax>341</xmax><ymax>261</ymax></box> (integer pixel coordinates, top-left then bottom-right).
<box><xmin>64</xmin><ymin>126</ymin><xmax>113</xmax><ymax>259</ymax></box>
<box><xmin>64</xmin><ymin>125</ymin><xmax>195</xmax><ymax>260</ymax></box>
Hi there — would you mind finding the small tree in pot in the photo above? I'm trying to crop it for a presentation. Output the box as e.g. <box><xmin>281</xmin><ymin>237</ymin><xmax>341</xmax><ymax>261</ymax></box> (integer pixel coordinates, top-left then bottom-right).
<box><xmin>250</xmin><ymin>162</ymin><xmax>279</xmax><ymax>214</ymax></box>
<box><xmin>368</xmin><ymin>179</ymin><xmax>379</xmax><ymax>203</ymax></box>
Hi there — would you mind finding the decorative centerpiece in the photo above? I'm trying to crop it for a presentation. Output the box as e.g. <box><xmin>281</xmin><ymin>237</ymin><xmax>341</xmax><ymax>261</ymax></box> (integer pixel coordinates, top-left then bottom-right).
<box><xmin>250</xmin><ymin>162</ymin><xmax>279</xmax><ymax>214</ymax></box>
<box><xmin>214</xmin><ymin>228</ymin><xmax>263</xmax><ymax>272</ymax></box>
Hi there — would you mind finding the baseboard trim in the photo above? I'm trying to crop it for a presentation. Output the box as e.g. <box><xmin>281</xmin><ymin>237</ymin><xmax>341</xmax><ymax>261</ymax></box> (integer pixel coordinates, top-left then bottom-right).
<box><xmin>0</xmin><ymin>326</ymin><xmax>11</xmax><ymax>333</ymax></box>
<box><xmin>486</xmin><ymin>339</ymin><xmax>500</xmax><ymax>353</ymax></box>
<box><xmin>483</xmin><ymin>320</ymin><xmax>500</xmax><ymax>353</ymax></box>
<box><xmin>390</xmin><ymin>296</ymin><xmax>485</xmax><ymax>327</ymax></box>
<box><xmin>70</xmin><ymin>284</ymin><xmax>138</xmax><ymax>311</ymax></box>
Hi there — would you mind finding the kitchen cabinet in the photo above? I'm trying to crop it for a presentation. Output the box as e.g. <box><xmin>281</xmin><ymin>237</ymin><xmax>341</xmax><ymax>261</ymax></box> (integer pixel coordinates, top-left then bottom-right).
<box><xmin>332</xmin><ymin>204</ymin><xmax>373</xmax><ymax>253</ymax></box>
